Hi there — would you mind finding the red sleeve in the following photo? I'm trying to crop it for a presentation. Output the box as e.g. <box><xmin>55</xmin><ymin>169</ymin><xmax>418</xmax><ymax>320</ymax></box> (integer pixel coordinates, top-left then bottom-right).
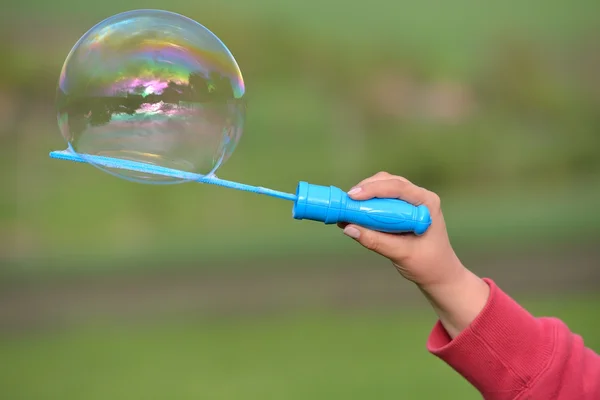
<box><xmin>427</xmin><ymin>278</ymin><xmax>600</xmax><ymax>400</ymax></box>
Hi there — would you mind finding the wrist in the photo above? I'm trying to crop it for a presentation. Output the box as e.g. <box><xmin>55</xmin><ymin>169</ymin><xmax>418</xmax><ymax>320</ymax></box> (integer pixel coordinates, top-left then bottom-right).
<box><xmin>417</xmin><ymin>259</ymin><xmax>470</xmax><ymax>294</ymax></box>
<box><xmin>418</xmin><ymin>266</ymin><xmax>490</xmax><ymax>339</ymax></box>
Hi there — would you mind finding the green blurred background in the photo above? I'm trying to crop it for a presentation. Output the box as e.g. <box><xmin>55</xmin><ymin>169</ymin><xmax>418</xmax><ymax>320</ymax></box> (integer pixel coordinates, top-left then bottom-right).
<box><xmin>1</xmin><ymin>0</ymin><xmax>599</xmax><ymax>399</ymax></box>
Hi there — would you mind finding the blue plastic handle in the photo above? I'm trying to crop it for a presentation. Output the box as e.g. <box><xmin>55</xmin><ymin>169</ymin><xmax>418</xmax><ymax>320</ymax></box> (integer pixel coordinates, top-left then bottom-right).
<box><xmin>292</xmin><ymin>181</ymin><xmax>431</xmax><ymax>235</ymax></box>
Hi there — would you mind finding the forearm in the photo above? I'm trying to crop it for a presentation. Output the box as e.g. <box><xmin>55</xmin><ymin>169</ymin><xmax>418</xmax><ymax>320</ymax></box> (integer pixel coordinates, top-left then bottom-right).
<box><xmin>423</xmin><ymin>277</ymin><xmax>600</xmax><ymax>399</ymax></box>
<box><xmin>418</xmin><ymin>264</ymin><xmax>490</xmax><ymax>338</ymax></box>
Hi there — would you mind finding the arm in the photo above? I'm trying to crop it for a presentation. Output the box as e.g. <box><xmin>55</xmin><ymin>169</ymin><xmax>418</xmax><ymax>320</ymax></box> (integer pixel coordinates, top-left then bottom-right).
<box><xmin>340</xmin><ymin>172</ymin><xmax>600</xmax><ymax>400</ymax></box>
<box><xmin>426</xmin><ymin>274</ymin><xmax>600</xmax><ymax>400</ymax></box>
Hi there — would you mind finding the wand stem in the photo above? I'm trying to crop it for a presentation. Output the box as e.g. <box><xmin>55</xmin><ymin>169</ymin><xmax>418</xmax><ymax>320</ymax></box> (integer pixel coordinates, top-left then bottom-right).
<box><xmin>49</xmin><ymin>149</ymin><xmax>297</xmax><ymax>202</ymax></box>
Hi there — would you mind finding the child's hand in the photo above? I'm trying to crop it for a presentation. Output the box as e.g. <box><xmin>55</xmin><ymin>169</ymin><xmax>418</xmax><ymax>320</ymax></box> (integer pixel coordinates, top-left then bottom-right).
<box><xmin>339</xmin><ymin>171</ymin><xmax>464</xmax><ymax>288</ymax></box>
<box><xmin>341</xmin><ymin>171</ymin><xmax>490</xmax><ymax>338</ymax></box>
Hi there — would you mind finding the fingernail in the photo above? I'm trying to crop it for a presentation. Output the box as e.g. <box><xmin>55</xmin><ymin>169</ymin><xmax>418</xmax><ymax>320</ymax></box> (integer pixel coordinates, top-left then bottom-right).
<box><xmin>343</xmin><ymin>226</ymin><xmax>361</xmax><ymax>239</ymax></box>
<box><xmin>348</xmin><ymin>187</ymin><xmax>362</xmax><ymax>195</ymax></box>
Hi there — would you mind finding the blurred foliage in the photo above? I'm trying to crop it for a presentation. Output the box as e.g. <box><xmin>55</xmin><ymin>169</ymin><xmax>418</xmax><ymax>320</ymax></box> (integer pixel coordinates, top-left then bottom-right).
<box><xmin>2</xmin><ymin>0</ymin><xmax>600</xmax><ymax>273</ymax></box>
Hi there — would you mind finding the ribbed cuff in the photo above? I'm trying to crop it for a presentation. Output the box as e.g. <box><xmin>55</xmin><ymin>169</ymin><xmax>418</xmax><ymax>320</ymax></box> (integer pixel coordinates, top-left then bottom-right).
<box><xmin>426</xmin><ymin>278</ymin><xmax>555</xmax><ymax>396</ymax></box>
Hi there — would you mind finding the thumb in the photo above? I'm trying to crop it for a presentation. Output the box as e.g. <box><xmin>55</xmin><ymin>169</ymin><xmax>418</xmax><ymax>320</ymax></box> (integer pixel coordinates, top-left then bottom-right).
<box><xmin>342</xmin><ymin>224</ymin><xmax>401</xmax><ymax>256</ymax></box>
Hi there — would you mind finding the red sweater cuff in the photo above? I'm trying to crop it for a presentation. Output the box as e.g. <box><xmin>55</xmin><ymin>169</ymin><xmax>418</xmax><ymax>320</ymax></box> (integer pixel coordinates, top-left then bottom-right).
<box><xmin>426</xmin><ymin>278</ymin><xmax>555</xmax><ymax>397</ymax></box>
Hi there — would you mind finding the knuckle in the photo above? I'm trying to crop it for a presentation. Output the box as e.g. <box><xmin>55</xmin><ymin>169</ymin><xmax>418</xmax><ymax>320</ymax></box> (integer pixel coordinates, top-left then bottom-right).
<box><xmin>392</xmin><ymin>179</ymin><xmax>408</xmax><ymax>189</ymax></box>
<box><xmin>427</xmin><ymin>191</ymin><xmax>441</xmax><ymax>207</ymax></box>
<box><xmin>365</xmin><ymin>178</ymin><xmax>402</xmax><ymax>197</ymax></box>
<box><xmin>374</xmin><ymin>171</ymin><xmax>391</xmax><ymax>178</ymax></box>
<box><xmin>361</xmin><ymin>233</ymin><xmax>380</xmax><ymax>252</ymax></box>
<box><xmin>391</xmin><ymin>178</ymin><xmax>412</xmax><ymax>194</ymax></box>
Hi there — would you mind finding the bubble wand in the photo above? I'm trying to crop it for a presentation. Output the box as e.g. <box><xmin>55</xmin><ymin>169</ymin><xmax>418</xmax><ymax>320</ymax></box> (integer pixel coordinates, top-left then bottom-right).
<box><xmin>50</xmin><ymin>10</ymin><xmax>431</xmax><ymax>235</ymax></box>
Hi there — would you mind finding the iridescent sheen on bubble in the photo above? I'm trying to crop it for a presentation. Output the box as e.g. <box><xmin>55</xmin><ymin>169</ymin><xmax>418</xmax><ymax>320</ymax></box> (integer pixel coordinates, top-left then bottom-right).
<box><xmin>57</xmin><ymin>9</ymin><xmax>245</xmax><ymax>183</ymax></box>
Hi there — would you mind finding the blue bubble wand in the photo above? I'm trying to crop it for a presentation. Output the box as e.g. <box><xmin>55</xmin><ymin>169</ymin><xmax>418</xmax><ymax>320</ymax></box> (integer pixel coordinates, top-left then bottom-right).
<box><xmin>49</xmin><ymin>148</ymin><xmax>431</xmax><ymax>235</ymax></box>
<box><xmin>50</xmin><ymin>9</ymin><xmax>431</xmax><ymax>235</ymax></box>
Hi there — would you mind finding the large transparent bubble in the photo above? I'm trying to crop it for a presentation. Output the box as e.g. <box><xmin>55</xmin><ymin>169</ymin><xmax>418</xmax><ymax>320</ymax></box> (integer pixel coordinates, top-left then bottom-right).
<box><xmin>56</xmin><ymin>9</ymin><xmax>245</xmax><ymax>183</ymax></box>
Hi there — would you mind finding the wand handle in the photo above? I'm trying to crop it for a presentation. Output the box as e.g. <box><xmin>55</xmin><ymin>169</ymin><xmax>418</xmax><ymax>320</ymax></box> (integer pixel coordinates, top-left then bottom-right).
<box><xmin>292</xmin><ymin>182</ymin><xmax>431</xmax><ymax>235</ymax></box>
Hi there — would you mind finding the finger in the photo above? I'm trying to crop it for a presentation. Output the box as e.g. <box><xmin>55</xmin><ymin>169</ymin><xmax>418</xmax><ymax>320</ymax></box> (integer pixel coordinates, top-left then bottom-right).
<box><xmin>352</xmin><ymin>171</ymin><xmax>410</xmax><ymax>189</ymax></box>
<box><xmin>342</xmin><ymin>224</ymin><xmax>409</xmax><ymax>257</ymax></box>
<box><xmin>349</xmin><ymin>178</ymin><xmax>427</xmax><ymax>205</ymax></box>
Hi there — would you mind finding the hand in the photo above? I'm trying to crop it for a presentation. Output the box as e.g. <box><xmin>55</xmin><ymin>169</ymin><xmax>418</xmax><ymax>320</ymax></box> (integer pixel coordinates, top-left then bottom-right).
<box><xmin>340</xmin><ymin>172</ymin><xmax>490</xmax><ymax>337</ymax></box>
<box><xmin>339</xmin><ymin>171</ymin><xmax>464</xmax><ymax>288</ymax></box>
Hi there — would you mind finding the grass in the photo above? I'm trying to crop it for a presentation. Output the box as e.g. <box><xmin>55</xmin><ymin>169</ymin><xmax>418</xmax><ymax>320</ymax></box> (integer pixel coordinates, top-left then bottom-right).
<box><xmin>0</xmin><ymin>294</ymin><xmax>598</xmax><ymax>400</ymax></box>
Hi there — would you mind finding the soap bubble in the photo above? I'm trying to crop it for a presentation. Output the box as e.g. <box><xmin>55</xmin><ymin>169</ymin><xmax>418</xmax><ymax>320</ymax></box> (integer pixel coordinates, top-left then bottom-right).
<box><xmin>56</xmin><ymin>9</ymin><xmax>245</xmax><ymax>183</ymax></box>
